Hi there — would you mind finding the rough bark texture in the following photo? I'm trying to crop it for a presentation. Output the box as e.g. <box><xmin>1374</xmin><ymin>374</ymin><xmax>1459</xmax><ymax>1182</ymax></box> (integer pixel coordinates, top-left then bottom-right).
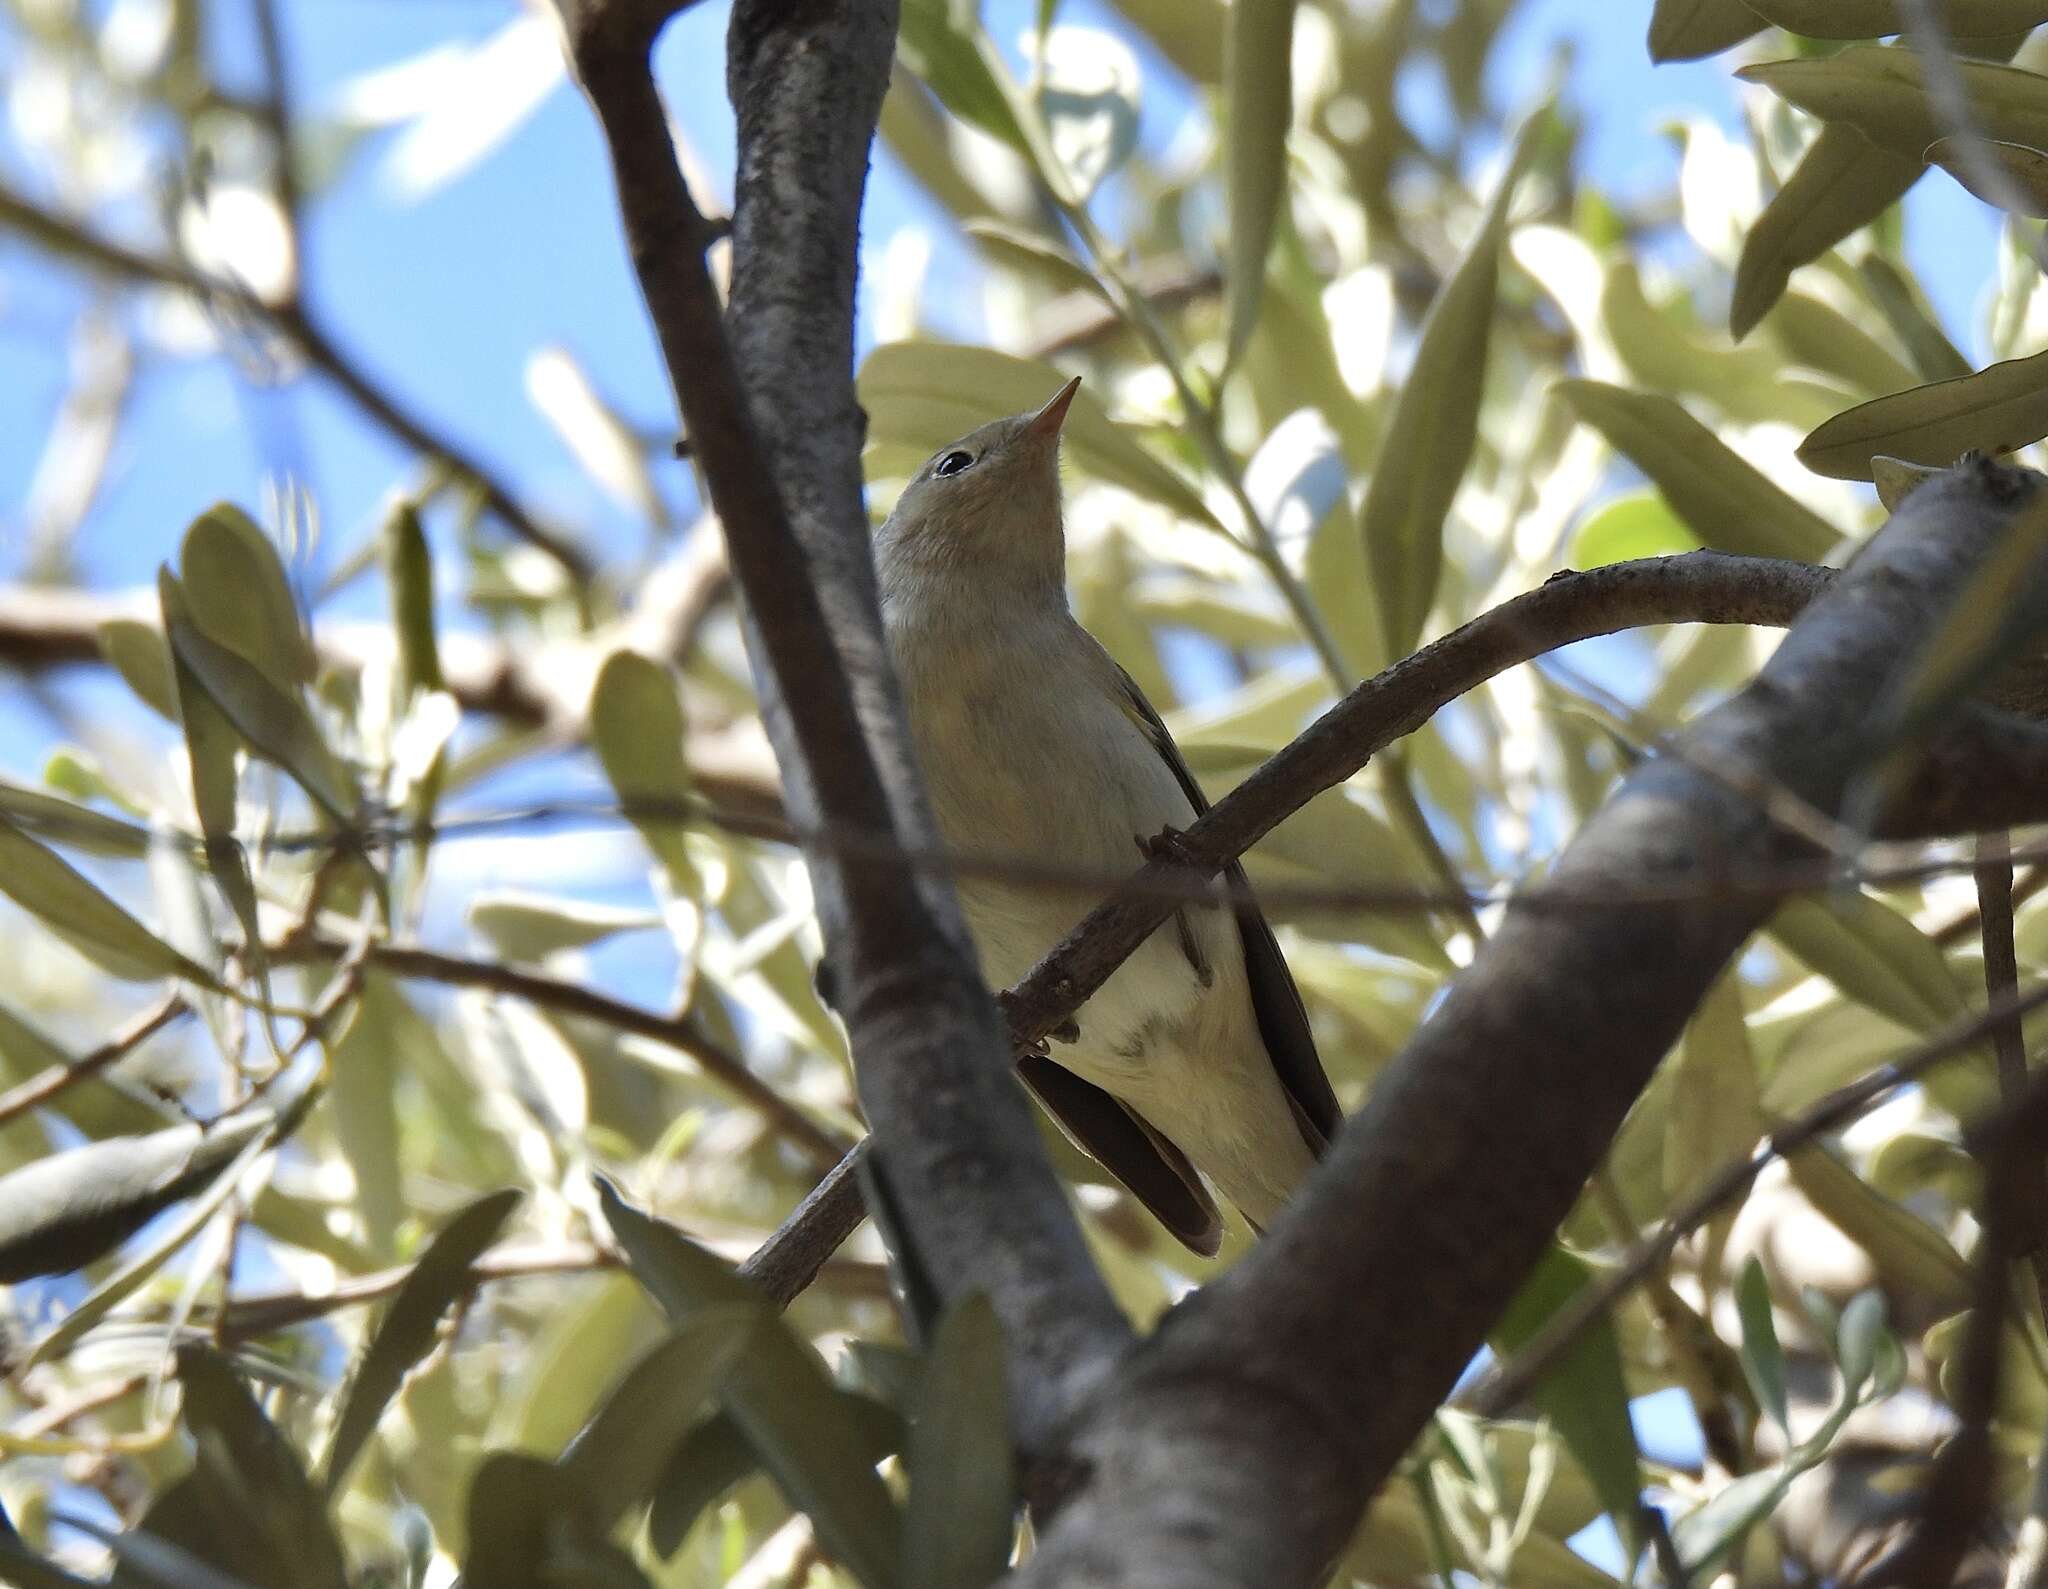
<box><xmin>1012</xmin><ymin>459</ymin><xmax>2048</xmax><ymax>1587</ymax></box>
<box><xmin>566</xmin><ymin>0</ymin><xmax>1130</xmax><ymax>1449</ymax></box>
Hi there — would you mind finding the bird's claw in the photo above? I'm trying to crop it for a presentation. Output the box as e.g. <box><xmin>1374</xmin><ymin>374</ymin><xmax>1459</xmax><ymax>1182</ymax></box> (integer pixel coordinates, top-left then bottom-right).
<box><xmin>1135</xmin><ymin>824</ymin><xmax>1197</xmax><ymax>866</ymax></box>
<box><xmin>997</xmin><ymin>991</ymin><xmax>1080</xmax><ymax>1056</ymax></box>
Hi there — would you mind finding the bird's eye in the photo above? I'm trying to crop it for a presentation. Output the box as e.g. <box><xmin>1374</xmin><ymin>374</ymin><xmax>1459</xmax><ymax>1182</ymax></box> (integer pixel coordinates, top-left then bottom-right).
<box><xmin>933</xmin><ymin>449</ymin><xmax>975</xmax><ymax>478</ymax></box>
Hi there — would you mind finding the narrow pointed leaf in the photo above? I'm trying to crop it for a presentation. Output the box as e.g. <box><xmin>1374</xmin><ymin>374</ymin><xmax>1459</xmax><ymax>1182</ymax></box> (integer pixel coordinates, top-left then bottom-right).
<box><xmin>1926</xmin><ymin>134</ymin><xmax>2048</xmax><ymax>215</ymax></box>
<box><xmin>98</xmin><ymin>617</ymin><xmax>178</xmax><ymax>720</ymax></box>
<box><xmin>0</xmin><ymin>813</ymin><xmax>214</xmax><ymax>985</ymax></box>
<box><xmin>1223</xmin><ymin>0</ymin><xmax>1295</xmax><ymax>367</ymax></box>
<box><xmin>1740</xmin><ymin>0</ymin><xmax>2048</xmax><ymax>38</ymax></box>
<box><xmin>903</xmin><ymin>1295</ymin><xmax>1014</xmax><ymax>1589</ymax></box>
<box><xmin>172</xmin><ymin>1345</ymin><xmax>350</xmax><ymax>1589</ymax></box>
<box><xmin>159</xmin><ymin>571</ymin><xmax>352</xmax><ymax>820</ymax></box>
<box><xmin>597</xmin><ymin>1177</ymin><xmax>903</xmax><ymax>1588</ymax></box>
<box><xmin>1741</xmin><ymin>49</ymin><xmax>2048</xmax><ymax>160</ymax></box>
<box><xmin>179</xmin><ymin>505</ymin><xmax>316</xmax><ymax>684</ymax></box>
<box><xmin>1735</xmin><ymin>1257</ymin><xmax>1789</xmax><ymax>1432</ymax></box>
<box><xmin>1787</xmin><ymin>1144</ymin><xmax>1973</xmax><ymax>1307</ymax></box>
<box><xmin>1732</xmin><ymin>126</ymin><xmax>1922</xmax><ymax>340</ymax></box>
<box><xmin>1647</xmin><ymin>0</ymin><xmax>1765</xmax><ymax>62</ymax></box>
<box><xmin>0</xmin><ymin>1114</ymin><xmax>266</xmax><ymax>1281</ymax></box>
<box><xmin>591</xmin><ymin>652</ymin><xmax>696</xmax><ymax>894</ymax></box>
<box><xmin>1798</xmin><ymin>348</ymin><xmax>2048</xmax><ymax>478</ymax></box>
<box><xmin>1491</xmin><ymin>1247</ymin><xmax>1643</xmax><ymax>1550</ymax></box>
<box><xmin>1556</xmin><ymin>380</ymin><xmax>1841</xmax><ymax>560</ymax></box>
<box><xmin>384</xmin><ymin>502</ymin><xmax>444</xmax><ymax>696</ymax></box>
<box><xmin>321</xmin><ymin>1188</ymin><xmax>524</xmax><ymax>1493</ymax></box>
<box><xmin>1361</xmin><ymin>119</ymin><xmax>1540</xmax><ymax>657</ymax></box>
<box><xmin>557</xmin><ymin>1307</ymin><xmax>758</xmax><ymax>1534</ymax></box>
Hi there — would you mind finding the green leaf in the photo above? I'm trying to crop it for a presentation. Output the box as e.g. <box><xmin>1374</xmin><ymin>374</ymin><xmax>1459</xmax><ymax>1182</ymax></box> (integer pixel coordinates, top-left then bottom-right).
<box><xmin>1763</xmin><ymin>291</ymin><xmax>1918</xmax><ymax>399</ymax></box>
<box><xmin>1491</xmin><ymin>1247</ymin><xmax>1644</xmax><ymax>1550</ymax></box>
<box><xmin>1604</xmin><ymin>262</ymin><xmax>1834</xmax><ymax>429</ymax></box>
<box><xmin>179</xmin><ymin>504</ymin><xmax>316</xmax><ymax>685</ymax></box>
<box><xmin>1647</xmin><ymin>0</ymin><xmax>1766</xmax><ymax>62</ymax></box>
<box><xmin>596</xmin><ymin>1177</ymin><xmax>904</xmax><ymax>1588</ymax></box>
<box><xmin>1740</xmin><ymin>0</ymin><xmax>2048</xmax><ymax>38</ymax></box>
<box><xmin>896</xmin><ymin>0</ymin><xmax>1029</xmax><ymax>151</ymax></box>
<box><xmin>98</xmin><ymin>617</ymin><xmax>178</xmax><ymax>720</ymax></box>
<box><xmin>1798</xmin><ymin>348</ymin><xmax>2048</xmax><ymax>479</ymax></box>
<box><xmin>1859</xmin><ymin>254</ymin><xmax>1975</xmax><ymax>384</ymax></box>
<box><xmin>159</xmin><ymin>571</ymin><xmax>353</xmax><ymax>820</ymax></box>
<box><xmin>859</xmin><ymin>340</ymin><xmax>1221</xmax><ymax>532</ymax></box>
<box><xmin>1673</xmin><ymin>1464</ymin><xmax>1791</xmax><ymax>1575</ymax></box>
<box><xmin>1570</xmin><ymin>492</ymin><xmax>1700</xmax><ymax>568</ymax></box>
<box><xmin>0</xmin><ymin>1114</ymin><xmax>267</xmax><ymax>1281</ymax></box>
<box><xmin>1787</xmin><ymin>1143</ymin><xmax>1973</xmax><ymax>1307</ymax></box>
<box><xmin>556</xmin><ymin>1307</ymin><xmax>759</xmax><ymax>1535</ymax></box>
<box><xmin>0</xmin><ymin>777</ymin><xmax>150</xmax><ymax>858</ymax></box>
<box><xmin>1767</xmin><ymin>891</ymin><xmax>1967</xmax><ymax>1036</ymax></box>
<box><xmin>1223</xmin><ymin>0</ymin><xmax>1295</xmax><ymax>368</ymax></box>
<box><xmin>325</xmin><ymin>979</ymin><xmax>405</xmax><ymax>1260</ymax></box>
<box><xmin>1735</xmin><ymin>1257</ymin><xmax>1789</xmax><ymax>1433</ymax></box>
<box><xmin>172</xmin><ymin>1345</ymin><xmax>351</xmax><ymax>1589</ymax></box>
<box><xmin>1663</xmin><ymin>975</ymin><xmax>1762</xmax><ymax>1249</ymax></box>
<box><xmin>1926</xmin><ymin>134</ymin><xmax>2048</xmax><ymax>216</ymax></box>
<box><xmin>903</xmin><ymin>1295</ymin><xmax>1014</xmax><ymax>1589</ymax></box>
<box><xmin>0</xmin><ymin>813</ymin><xmax>214</xmax><ymax>985</ymax></box>
<box><xmin>1835</xmin><ymin>1289</ymin><xmax>1887</xmax><ymax>1393</ymax></box>
<box><xmin>1555</xmin><ymin>380</ymin><xmax>1842</xmax><ymax>561</ymax></box>
<box><xmin>384</xmin><ymin>502</ymin><xmax>444</xmax><ymax>695</ymax></box>
<box><xmin>1731</xmin><ymin>126</ymin><xmax>1923</xmax><ymax>341</ymax></box>
<box><xmin>1741</xmin><ymin>48</ymin><xmax>2048</xmax><ymax>160</ymax></box>
<box><xmin>468</xmin><ymin>892</ymin><xmax>663</xmax><ymax>961</ymax></box>
<box><xmin>1360</xmin><ymin>118</ymin><xmax>1540</xmax><ymax>659</ymax></box>
<box><xmin>589</xmin><ymin>651</ymin><xmax>696</xmax><ymax>894</ymax></box>
<box><xmin>648</xmin><ymin>1413</ymin><xmax>756</xmax><ymax>1558</ymax></box>
<box><xmin>322</xmin><ymin>1187</ymin><xmax>523</xmax><ymax>1493</ymax></box>
<box><xmin>27</xmin><ymin>1121</ymin><xmax>275</xmax><ymax>1370</ymax></box>
<box><xmin>459</xmin><ymin>1451</ymin><xmax>564</xmax><ymax>1589</ymax></box>
<box><xmin>1871</xmin><ymin>455</ymin><xmax>1943</xmax><ymax>510</ymax></box>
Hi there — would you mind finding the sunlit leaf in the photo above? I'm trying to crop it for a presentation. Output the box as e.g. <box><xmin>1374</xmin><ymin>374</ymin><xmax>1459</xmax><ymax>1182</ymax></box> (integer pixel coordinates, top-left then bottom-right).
<box><xmin>1555</xmin><ymin>380</ymin><xmax>1841</xmax><ymax>560</ymax></box>
<box><xmin>98</xmin><ymin>617</ymin><xmax>178</xmax><ymax>720</ymax></box>
<box><xmin>590</xmin><ymin>651</ymin><xmax>696</xmax><ymax>895</ymax></box>
<box><xmin>179</xmin><ymin>503</ymin><xmax>315</xmax><ymax>684</ymax></box>
<box><xmin>1798</xmin><ymin>349</ymin><xmax>2048</xmax><ymax>478</ymax></box>
<box><xmin>1742</xmin><ymin>48</ymin><xmax>2048</xmax><ymax>161</ymax></box>
<box><xmin>1787</xmin><ymin>1143</ymin><xmax>1973</xmax><ymax>1307</ymax></box>
<box><xmin>1739</xmin><ymin>0</ymin><xmax>2048</xmax><ymax>37</ymax></box>
<box><xmin>0</xmin><ymin>1113</ymin><xmax>265</xmax><ymax>1281</ymax></box>
<box><xmin>1646</xmin><ymin>0</ymin><xmax>1765</xmax><ymax>62</ymax></box>
<box><xmin>1223</xmin><ymin>0</ymin><xmax>1295</xmax><ymax>367</ymax></box>
<box><xmin>0</xmin><ymin>813</ymin><xmax>214</xmax><ymax>985</ymax></box>
<box><xmin>322</xmin><ymin>1188</ymin><xmax>523</xmax><ymax>1493</ymax></box>
<box><xmin>1731</xmin><ymin>126</ymin><xmax>1923</xmax><ymax>341</ymax></box>
<box><xmin>1570</xmin><ymin>492</ymin><xmax>1699</xmax><ymax>568</ymax></box>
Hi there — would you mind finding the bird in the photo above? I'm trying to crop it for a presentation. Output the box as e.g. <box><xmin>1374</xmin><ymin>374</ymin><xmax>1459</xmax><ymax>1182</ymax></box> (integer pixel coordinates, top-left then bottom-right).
<box><xmin>873</xmin><ymin>376</ymin><xmax>1342</xmax><ymax>1254</ymax></box>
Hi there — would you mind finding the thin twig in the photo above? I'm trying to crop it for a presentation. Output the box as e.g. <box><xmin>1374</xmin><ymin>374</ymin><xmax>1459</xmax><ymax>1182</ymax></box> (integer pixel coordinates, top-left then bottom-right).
<box><xmin>0</xmin><ymin>181</ymin><xmax>590</xmax><ymax>584</ymax></box>
<box><xmin>0</xmin><ymin>994</ymin><xmax>189</xmax><ymax>1130</ymax></box>
<box><xmin>285</xmin><ymin>934</ymin><xmax>854</xmax><ymax>1171</ymax></box>
<box><xmin>1975</xmin><ymin>834</ymin><xmax>2048</xmax><ymax>1323</ymax></box>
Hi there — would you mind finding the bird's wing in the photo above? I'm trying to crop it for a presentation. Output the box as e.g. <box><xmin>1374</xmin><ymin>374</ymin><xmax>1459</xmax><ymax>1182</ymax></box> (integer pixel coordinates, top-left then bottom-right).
<box><xmin>1017</xmin><ymin>1056</ymin><xmax>1222</xmax><ymax>1256</ymax></box>
<box><xmin>1109</xmin><ymin>662</ymin><xmax>1343</xmax><ymax>1148</ymax></box>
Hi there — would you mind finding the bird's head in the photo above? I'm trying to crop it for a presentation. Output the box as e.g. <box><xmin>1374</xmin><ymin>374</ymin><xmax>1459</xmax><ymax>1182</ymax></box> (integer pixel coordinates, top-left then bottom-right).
<box><xmin>874</xmin><ymin>376</ymin><xmax>1080</xmax><ymax>606</ymax></box>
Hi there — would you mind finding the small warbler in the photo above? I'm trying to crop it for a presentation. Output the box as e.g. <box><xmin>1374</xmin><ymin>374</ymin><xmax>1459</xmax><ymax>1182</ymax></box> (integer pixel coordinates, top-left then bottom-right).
<box><xmin>875</xmin><ymin>377</ymin><xmax>1341</xmax><ymax>1253</ymax></box>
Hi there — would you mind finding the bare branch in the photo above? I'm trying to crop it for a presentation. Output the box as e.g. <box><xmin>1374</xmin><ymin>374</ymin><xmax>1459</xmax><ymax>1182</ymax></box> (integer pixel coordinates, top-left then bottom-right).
<box><xmin>0</xmin><ymin>180</ymin><xmax>591</xmax><ymax>583</ymax></box>
<box><xmin>0</xmin><ymin>994</ymin><xmax>189</xmax><ymax>1130</ymax></box>
<box><xmin>565</xmin><ymin>0</ymin><xmax>1130</xmax><ymax>1445</ymax></box>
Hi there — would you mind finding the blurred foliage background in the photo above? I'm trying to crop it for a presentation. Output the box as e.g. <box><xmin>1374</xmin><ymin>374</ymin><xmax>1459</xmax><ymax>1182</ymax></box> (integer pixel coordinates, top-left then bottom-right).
<box><xmin>3</xmin><ymin>0</ymin><xmax>2048</xmax><ymax>1582</ymax></box>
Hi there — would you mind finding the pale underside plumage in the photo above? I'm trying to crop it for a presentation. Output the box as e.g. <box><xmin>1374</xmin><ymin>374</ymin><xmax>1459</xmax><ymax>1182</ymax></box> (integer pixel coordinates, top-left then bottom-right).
<box><xmin>886</xmin><ymin>588</ymin><xmax>1333</xmax><ymax>1248</ymax></box>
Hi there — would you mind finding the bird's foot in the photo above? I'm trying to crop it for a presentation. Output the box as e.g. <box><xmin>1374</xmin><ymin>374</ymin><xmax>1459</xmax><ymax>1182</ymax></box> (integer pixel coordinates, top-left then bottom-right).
<box><xmin>997</xmin><ymin>990</ymin><xmax>1079</xmax><ymax>1055</ymax></box>
<box><xmin>1135</xmin><ymin>824</ymin><xmax>1198</xmax><ymax>867</ymax></box>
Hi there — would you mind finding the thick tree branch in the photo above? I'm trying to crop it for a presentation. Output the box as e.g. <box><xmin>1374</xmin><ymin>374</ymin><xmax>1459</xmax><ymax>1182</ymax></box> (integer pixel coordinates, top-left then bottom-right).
<box><xmin>1009</xmin><ymin>459</ymin><xmax>2048</xmax><ymax>1588</ymax></box>
<box><xmin>564</xmin><ymin>0</ymin><xmax>1129</xmax><ymax>1445</ymax></box>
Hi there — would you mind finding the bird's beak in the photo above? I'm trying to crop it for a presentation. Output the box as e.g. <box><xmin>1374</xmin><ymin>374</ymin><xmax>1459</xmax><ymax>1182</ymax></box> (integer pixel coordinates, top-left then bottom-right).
<box><xmin>1024</xmin><ymin>376</ymin><xmax>1082</xmax><ymax>443</ymax></box>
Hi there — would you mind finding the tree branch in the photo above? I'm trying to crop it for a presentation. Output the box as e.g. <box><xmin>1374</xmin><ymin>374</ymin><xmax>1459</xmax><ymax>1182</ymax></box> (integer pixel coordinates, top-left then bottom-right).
<box><xmin>1008</xmin><ymin>458</ymin><xmax>2048</xmax><ymax>1588</ymax></box>
<box><xmin>0</xmin><ymin>180</ymin><xmax>591</xmax><ymax>583</ymax></box>
<box><xmin>565</xmin><ymin>0</ymin><xmax>1129</xmax><ymax>1448</ymax></box>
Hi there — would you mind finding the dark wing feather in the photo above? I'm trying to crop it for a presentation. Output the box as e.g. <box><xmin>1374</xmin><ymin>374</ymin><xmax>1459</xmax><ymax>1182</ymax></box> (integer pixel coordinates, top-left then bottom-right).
<box><xmin>1018</xmin><ymin>1057</ymin><xmax>1223</xmax><ymax>1256</ymax></box>
<box><xmin>1111</xmin><ymin>665</ymin><xmax>1343</xmax><ymax>1147</ymax></box>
